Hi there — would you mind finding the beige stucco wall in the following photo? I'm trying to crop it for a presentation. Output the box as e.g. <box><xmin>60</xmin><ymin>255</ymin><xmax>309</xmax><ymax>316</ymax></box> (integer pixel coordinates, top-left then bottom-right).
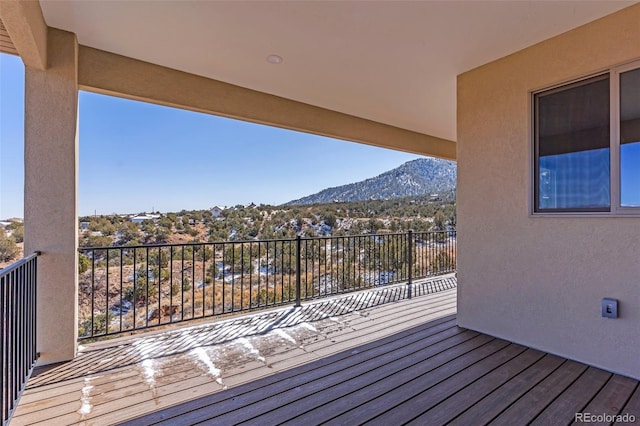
<box><xmin>457</xmin><ymin>4</ymin><xmax>640</xmax><ymax>379</ymax></box>
<box><xmin>24</xmin><ymin>27</ymin><xmax>78</xmax><ymax>364</ymax></box>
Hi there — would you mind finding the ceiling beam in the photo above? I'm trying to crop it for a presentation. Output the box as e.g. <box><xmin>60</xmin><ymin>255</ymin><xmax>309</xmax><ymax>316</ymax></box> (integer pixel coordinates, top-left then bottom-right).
<box><xmin>78</xmin><ymin>46</ymin><xmax>456</xmax><ymax>160</ymax></box>
<box><xmin>0</xmin><ymin>0</ymin><xmax>47</xmax><ymax>70</ymax></box>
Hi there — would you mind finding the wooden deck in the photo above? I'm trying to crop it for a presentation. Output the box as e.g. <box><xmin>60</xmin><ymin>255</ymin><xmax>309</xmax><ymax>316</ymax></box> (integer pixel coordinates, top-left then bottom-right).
<box><xmin>11</xmin><ymin>275</ymin><xmax>640</xmax><ymax>425</ymax></box>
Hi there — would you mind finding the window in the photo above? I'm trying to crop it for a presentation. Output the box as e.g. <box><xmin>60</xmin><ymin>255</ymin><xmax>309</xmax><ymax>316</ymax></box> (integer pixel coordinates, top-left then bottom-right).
<box><xmin>533</xmin><ymin>61</ymin><xmax>640</xmax><ymax>214</ymax></box>
<box><xmin>619</xmin><ymin>67</ymin><xmax>640</xmax><ymax>207</ymax></box>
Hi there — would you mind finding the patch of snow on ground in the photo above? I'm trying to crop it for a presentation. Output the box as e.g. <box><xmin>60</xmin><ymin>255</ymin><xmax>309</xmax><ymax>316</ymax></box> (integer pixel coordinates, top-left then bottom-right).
<box><xmin>298</xmin><ymin>322</ymin><xmax>317</xmax><ymax>332</ymax></box>
<box><xmin>235</xmin><ymin>338</ymin><xmax>266</xmax><ymax>362</ymax></box>
<box><xmin>140</xmin><ymin>359</ymin><xmax>156</xmax><ymax>388</ymax></box>
<box><xmin>192</xmin><ymin>347</ymin><xmax>225</xmax><ymax>387</ymax></box>
<box><xmin>272</xmin><ymin>329</ymin><xmax>297</xmax><ymax>345</ymax></box>
<box><xmin>78</xmin><ymin>377</ymin><xmax>94</xmax><ymax>416</ymax></box>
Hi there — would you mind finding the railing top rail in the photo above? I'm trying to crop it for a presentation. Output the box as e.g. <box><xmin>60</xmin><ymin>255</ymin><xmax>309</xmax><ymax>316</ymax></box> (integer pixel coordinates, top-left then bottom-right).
<box><xmin>78</xmin><ymin>238</ymin><xmax>297</xmax><ymax>251</ymax></box>
<box><xmin>77</xmin><ymin>231</ymin><xmax>455</xmax><ymax>252</ymax></box>
<box><xmin>0</xmin><ymin>251</ymin><xmax>40</xmax><ymax>276</ymax></box>
<box><xmin>303</xmin><ymin>232</ymin><xmax>410</xmax><ymax>241</ymax></box>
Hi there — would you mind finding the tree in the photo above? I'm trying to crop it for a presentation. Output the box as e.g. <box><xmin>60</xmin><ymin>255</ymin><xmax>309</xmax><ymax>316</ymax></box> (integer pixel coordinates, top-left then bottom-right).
<box><xmin>78</xmin><ymin>253</ymin><xmax>91</xmax><ymax>274</ymax></box>
<box><xmin>223</xmin><ymin>245</ymin><xmax>254</xmax><ymax>274</ymax></box>
<box><xmin>0</xmin><ymin>234</ymin><xmax>19</xmax><ymax>262</ymax></box>
<box><xmin>89</xmin><ymin>217</ymin><xmax>116</xmax><ymax>236</ymax></box>
<box><xmin>322</xmin><ymin>213</ymin><xmax>336</xmax><ymax>228</ymax></box>
<box><xmin>125</xmin><ymin>266</ymin><xmax>158</xmax><ymax>303</ymax></box>
<box><xmin>433</xmin><ymin>210</ymin><xmax>446</xmax><ymax>231</ymax></box>
<box><xmin>447</xmin><ymin>207</ymin><xmax>457</xmax><ymax>228</ymax></box>
<box><xmin>153</xmin><ymin>226</ymin><xmax>170</xmax><ymax>243</ymax></box>
<box><xmin>8</xmin><ymin>222</ymin><xmax>24</xmax><ymax>243</ymax></box>
<box><xmin>117</xmin><ymin>222</ymin><xmax>140</xmax><ymax>245</ymax></box>
<box><xmin>368</xmin><ymin>219</ymin><xmax>383</xmax><ymax>234</ymax></box>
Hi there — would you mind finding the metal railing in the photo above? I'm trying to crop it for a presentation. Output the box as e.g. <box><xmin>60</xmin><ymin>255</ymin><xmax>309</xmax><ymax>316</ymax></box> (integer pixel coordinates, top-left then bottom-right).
<box><xmin>1</xmin><ymin>252</ymin><xmax>39</xmax><ymax>426</ymax></box>
<box><xmin>78</xmin><ymin>231</ymin><xmax>456</xmax><ymax>340</ymax></box>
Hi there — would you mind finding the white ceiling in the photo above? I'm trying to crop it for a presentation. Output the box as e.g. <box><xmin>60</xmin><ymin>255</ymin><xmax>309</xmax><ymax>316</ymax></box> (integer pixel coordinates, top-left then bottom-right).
<box><xmin>40</xmin><ymin>1</ymin><xmax>635</xmax><ymax>142</ymax></box>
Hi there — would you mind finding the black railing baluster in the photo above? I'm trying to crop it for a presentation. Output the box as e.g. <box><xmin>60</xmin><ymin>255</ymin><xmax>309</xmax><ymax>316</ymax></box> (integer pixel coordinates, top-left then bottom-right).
<box><xmin>230</xmin><ymin>243</ymin><xmax>234</xmax><ymax>313</ymax></box>
<box><xmin>180</xmin><ymin>245</ymin><xmax>184</xmax><ymax>321</ymax></box>
<box><xmin>105</xmin><ymin>249</ymin><xmax>110</xmax><ymax>335</ymax></box>
<box><xmin>157</xmin><ymin>247</ymin><xmax>161</xmax><ymax>324</ymax></box>
<box><xmin>133</xmin><ymin>248</ymin><xmax>137</xmax><ymax>330</ymax></box>
<box><xmin>201</xmin><ymin>245</ymin><xmax>206</xmax><ymax>317</ymax></box>
<box><xmin>239</xmin><ymin>242</ymin><xmax>242</xmax><ymax>309</ymax></box>
<box><xmin>170</xmin><ymin>247</ymin><xmax>174</xmax><ymax>323</ymax></box>
<box><xmin>408</xmin><ymin>230</ymin><xmax>413</xmax><ymax>299</ymax></box>
<box><xmin>295</xmin><ymin>236</ymin><xmax>301</xmax><ymax>307</ymax></box>
<box><xmin>212</xmin><ymin>244</ymin><xmax>217</xmax><ymax>315</ymax></box>
<box><xmin>191</xmin><ymin>245</ymin><xmax>195</xmax><ymax>319</ymax></box>
<box><xmin>119</xmin><ymin>249</ymin><xmax>123</xmax><ymax>333</ymax></box>
<box><xmin>222</xmin><ymin>243</ymin><xmax>226</xmax><ymax>312</ymax></box>
<box><xmin>145</xmin><ymin>247</ymin><xmax>150</xmax><ymax>328</ymax></box>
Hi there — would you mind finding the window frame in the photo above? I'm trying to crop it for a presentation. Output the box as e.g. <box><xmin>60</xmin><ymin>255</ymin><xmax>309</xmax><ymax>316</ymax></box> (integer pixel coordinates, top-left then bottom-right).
<box><xmin>531</xmin><ymin>59</ymin><xmax>640</xmax><ymax>216</ymax></box>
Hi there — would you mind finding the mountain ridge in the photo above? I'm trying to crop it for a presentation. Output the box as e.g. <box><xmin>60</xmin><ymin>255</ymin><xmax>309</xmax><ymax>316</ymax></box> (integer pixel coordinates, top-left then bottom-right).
<box><xmin>285</xmin><ymin>157</ymin><xmax>456</xmax><ymax>206</ymax></box>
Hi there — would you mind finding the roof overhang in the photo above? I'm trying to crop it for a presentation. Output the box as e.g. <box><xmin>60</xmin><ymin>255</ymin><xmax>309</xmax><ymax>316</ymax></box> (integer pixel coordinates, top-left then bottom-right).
<box><xmin>2</xmin><ymin>1</ymin><xmax>637</xmax><ymax>159</ymax></box>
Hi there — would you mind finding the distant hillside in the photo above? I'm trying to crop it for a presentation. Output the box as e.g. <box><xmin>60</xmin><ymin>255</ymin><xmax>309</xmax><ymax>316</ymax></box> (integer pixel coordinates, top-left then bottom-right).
<box><xmin>286</xmin><ymin>158</ymin><xmax>456</xmax><ymax>206</ymax></box>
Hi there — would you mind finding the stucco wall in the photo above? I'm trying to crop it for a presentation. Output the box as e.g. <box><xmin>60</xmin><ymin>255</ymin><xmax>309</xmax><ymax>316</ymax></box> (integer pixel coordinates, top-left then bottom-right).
<box><xmin>457</xmin><ymin>4</ymin><xmax>640</xmax><ymax>379</ymax></box>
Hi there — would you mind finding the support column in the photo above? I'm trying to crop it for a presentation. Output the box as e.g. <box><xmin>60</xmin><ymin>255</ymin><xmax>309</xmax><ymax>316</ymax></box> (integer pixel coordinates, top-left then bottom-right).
<box><xmin>23</xmin><ymin>28</ymin><xmax>78</xmax><ymax>365</ymax></box>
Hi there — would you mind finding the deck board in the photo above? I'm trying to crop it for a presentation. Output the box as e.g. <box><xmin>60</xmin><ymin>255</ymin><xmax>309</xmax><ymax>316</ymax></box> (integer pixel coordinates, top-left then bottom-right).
<box><xmin>530</xmin><ymin>367</ymin><xmax>612</xmax><ymax>426</ymax></box>
<box><xmin>366</xmin><ymin>342</ymin><xmax>527</xmax><ymax>425</ymax></box>
<box><xmin>277</xmin><ymin>332</ymin><xmax>488</xmax><ymax>425</ymax></box>
<box><xmin>408</xmin><ymin>348</ymin><xmax>546</xmax><ymax>425</ymax></box>
<box><xmin>127</xmin><ymin>314</ymin><xmax>459</xmax><ymax>425</ymax></box>
<box><xmin>490</xmin><ymin>360</ymin><xmax>588</xmax><ymax>425</ymax></box>
<box><xmin>447</xmin><ymin>353</ymin><xmax>565</xmax><ymax>425</ymax></box>
<box><xmin>204</xmin><ymin>331</ymin><xmax>481</xmax><ymax>425</ymax></box>
<box><xmin>617</xmin><ymin>385</ymin><xmax>640</xmax><ymax>425</ymax></box>
<box><xmin>143</xmin><ymin>320</ymin><xmax>472</xmax><ymax>425</ymax></box>
<box><xmin>11</xmin><ymin>274</ymin><xmax>639</xmax><ymax>426</ymax></box>
<box><xmin>574</xmin><ymin>375</ymin><xmax>639</xmax><ymax>426</ymax></box>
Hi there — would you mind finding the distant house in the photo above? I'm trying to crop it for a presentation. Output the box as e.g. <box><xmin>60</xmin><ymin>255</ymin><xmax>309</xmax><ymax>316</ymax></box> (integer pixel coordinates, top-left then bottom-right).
<box><xmin>210</xmin><ymin>206</ymin><xmax>225</xmax><ymax>218</ymax></box>
<box><xmin>130</xmin><ymin>214</ymin><xmax>159</xmax><ymax>224</ymax></box>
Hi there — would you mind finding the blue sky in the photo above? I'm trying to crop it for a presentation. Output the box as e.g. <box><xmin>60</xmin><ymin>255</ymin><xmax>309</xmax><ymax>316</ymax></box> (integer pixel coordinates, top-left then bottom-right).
<box><xmin>0</xmin><ymin>53</ymin><xmax>422</xmax><ymax>218</ymax></box>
